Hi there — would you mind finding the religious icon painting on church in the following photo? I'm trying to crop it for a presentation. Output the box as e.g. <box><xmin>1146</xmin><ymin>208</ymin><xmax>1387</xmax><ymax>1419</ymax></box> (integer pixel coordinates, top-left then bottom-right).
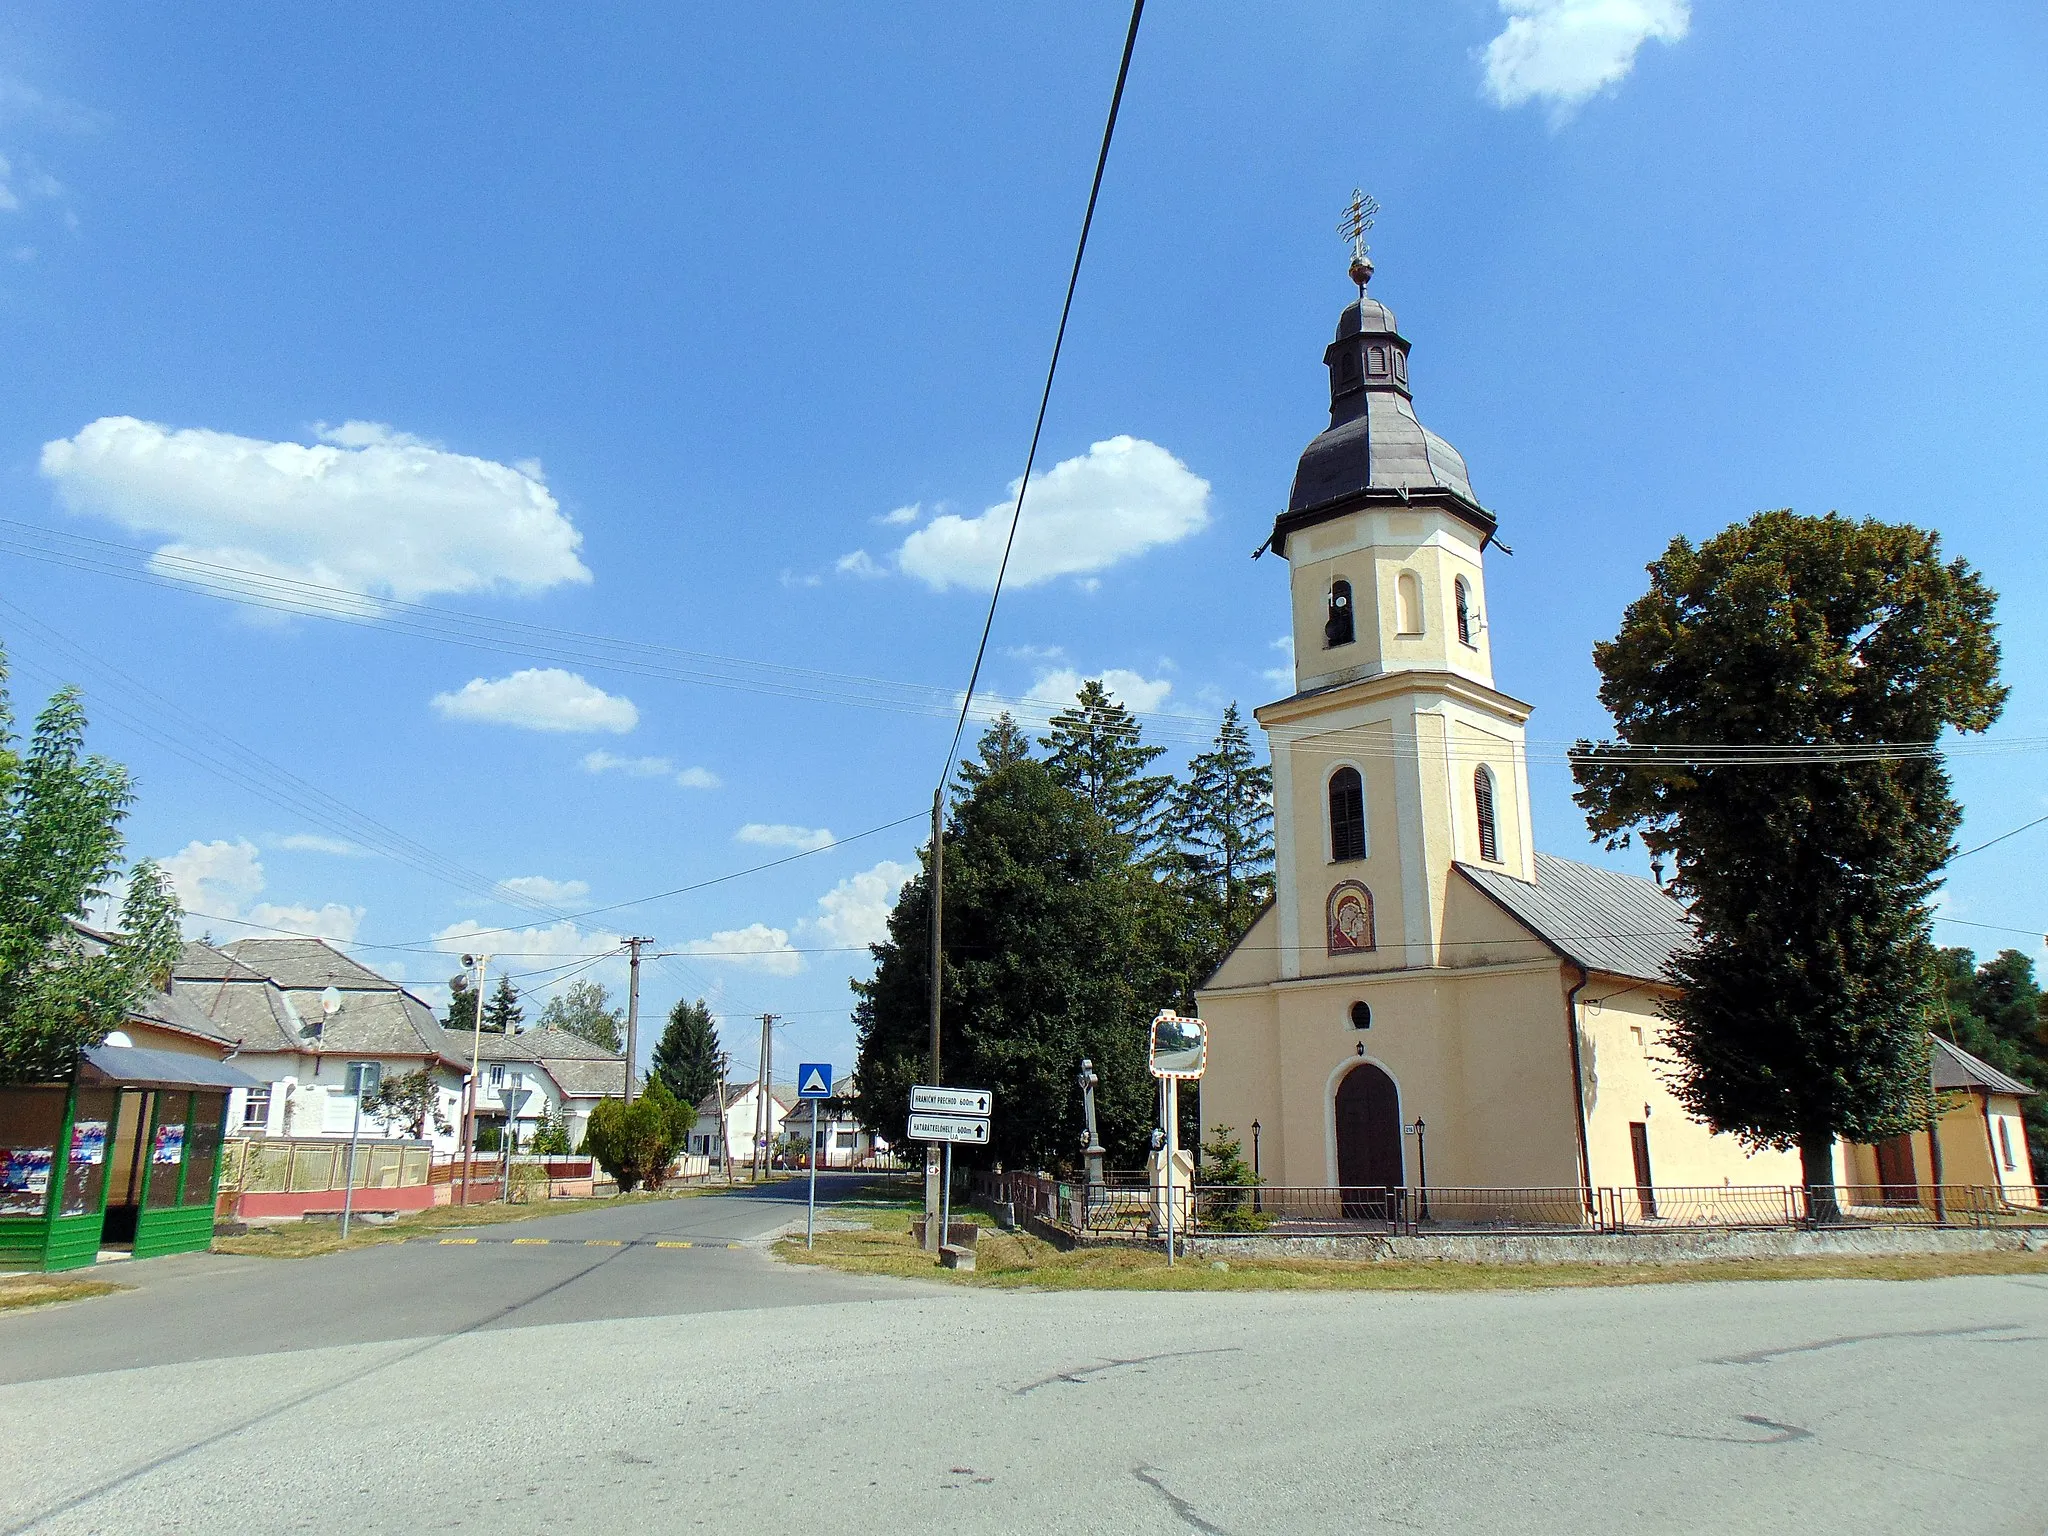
<box><xmin>1327</xmin><ymin>881</ymin><xmax>1375</xmax><ymax>955</ymax></box>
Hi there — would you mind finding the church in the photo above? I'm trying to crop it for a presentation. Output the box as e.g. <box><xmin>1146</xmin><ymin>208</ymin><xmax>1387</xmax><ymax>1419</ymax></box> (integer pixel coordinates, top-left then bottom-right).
<box><xmin>1195</xmin><ymin>251</ymin><xmax>2037</xmax><ymax>1207</ymax></box>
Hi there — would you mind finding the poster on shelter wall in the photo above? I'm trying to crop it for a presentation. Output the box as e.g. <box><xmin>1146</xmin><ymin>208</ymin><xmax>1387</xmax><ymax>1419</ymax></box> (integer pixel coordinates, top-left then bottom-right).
<box><xmin>152</xmin><ymin>1123</ymin><xmax>185</xmax><ymax>1165</ymax></box>
<box><xmin>70</xmin><ymin>1120</ymin><xmax>108</xmax><ymax>1166</ymax></box>
<box><xmin>0</xmin><ymin>1147</ymin><xmax>55</xmax><ymax>1213</ymax></box>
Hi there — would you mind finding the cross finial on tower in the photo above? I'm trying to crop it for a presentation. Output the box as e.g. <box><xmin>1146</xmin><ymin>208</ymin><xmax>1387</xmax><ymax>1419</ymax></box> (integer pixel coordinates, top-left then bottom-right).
<box><xmin>1338</xmin><ymin>187</ymin><xmax>1380</xmax><ymax>298</ymax></box>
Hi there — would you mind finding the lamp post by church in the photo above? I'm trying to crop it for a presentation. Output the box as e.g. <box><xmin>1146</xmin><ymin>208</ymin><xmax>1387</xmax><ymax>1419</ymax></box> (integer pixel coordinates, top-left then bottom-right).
<box><xmin>1251</xmin><ymin>1120</ymin><xmax>1262</xmax><ymax>1214</ymax></box>
<box><xmin>1404</xmin><ymin>1116</ymin><xmax>1428</xmax><ymax>1222</ymax></box>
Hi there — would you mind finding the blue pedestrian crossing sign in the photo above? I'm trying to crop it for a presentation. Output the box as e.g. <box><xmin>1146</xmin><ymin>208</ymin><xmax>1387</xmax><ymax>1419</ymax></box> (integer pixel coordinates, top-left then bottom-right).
<box><xmin>797</xmin><ymin>1063</ymin><xmax>834</xmax><ymax>1099</ymax></box>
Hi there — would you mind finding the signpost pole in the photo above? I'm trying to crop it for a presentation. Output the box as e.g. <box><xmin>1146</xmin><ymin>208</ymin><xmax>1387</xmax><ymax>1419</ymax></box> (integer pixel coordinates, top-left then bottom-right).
<box><xmin>340</xmin><ymin>1083</ymin><xmax>363</xmax><ymax>1242</ymax></box>
<box><xmin>941</xmin><ymin>1140</ymin><xmax>953</xmax><ymax>1251</ymax></box>
<box><xmin>807</xmin><ymin>1097</ymin><xmax>818</xmax><ymax>1249</ymax></box>
<box><xmin>1163</xmin><ymin>1076</ymin><xmax>1176</xmax><ymax>1267</ymax></box>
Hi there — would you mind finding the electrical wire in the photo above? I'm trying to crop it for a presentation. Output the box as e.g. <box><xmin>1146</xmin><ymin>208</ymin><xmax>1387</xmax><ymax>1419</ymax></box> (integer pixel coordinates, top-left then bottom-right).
<box><xmin>1951</xmin><ymin>811</ymin><xmax>2048</xmax><ymax>862</ymax></box>
<box><xmin>939</xmin><ymin>0</ymin><xmax>1145</xmax><ymax>779</ymax></box>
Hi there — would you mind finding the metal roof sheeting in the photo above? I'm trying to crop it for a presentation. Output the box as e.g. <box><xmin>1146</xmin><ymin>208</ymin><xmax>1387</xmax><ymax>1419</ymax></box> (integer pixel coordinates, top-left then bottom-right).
<box><xmin>1932</xmin><ymin>1035</ymin><xmax>2036</xmax><ymax>1097</ymax></box>
<box><xmin>82</xmin><ymin>1043</ymin><xmax>262</xmax><ymax>1090</ymax></box>
<box><xmin>1457</xmin><ymin>852</ymin><xmax>1691</xmax><ymax>984</ymax></box>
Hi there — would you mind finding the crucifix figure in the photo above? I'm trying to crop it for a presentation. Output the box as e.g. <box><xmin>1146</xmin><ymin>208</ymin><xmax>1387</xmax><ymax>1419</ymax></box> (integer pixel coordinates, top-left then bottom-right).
<box><xmin>1338</xmin><ymin>187</ymin><xmax>1380</xmax><ymax>299</ymax></box>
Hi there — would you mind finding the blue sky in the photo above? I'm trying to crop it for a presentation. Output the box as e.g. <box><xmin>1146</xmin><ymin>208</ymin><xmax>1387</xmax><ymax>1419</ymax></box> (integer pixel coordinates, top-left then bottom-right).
<box><xmin>3</xmin><ymin>2</ymin><xmax>2045</xmax><ymax>1084</ymax></box>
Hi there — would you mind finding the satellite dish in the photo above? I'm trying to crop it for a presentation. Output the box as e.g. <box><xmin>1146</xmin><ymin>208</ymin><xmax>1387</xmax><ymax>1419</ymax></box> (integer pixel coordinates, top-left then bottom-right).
<box><xmin>320</xmin><ymin>986</ymin><xmax>343</xmax><ymax>1017</ymax></box>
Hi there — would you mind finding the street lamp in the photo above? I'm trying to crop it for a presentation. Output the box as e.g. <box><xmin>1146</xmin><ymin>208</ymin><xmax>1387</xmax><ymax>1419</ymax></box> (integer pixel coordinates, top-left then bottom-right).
<box><xmin>1403</xmin><ymin>1116</ymin><xmax>1428</xmax><ymax>1222</ymax></box>
<box><xmin>1250</xmin><ymin>1120</ymin><xmax>1262</xmax><ymax>1214</ymax></box>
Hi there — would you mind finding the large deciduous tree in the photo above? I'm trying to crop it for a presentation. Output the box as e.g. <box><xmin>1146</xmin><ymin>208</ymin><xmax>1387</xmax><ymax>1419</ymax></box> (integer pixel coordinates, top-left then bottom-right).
<box><xmin>537</xmin><ymin>979</ymin><xmax>624</xmax><ymax>1052</ymax></box>
<box><xmin>0</xmin><ymin>656</ymin><xmax>185</xmax><ymax>1082</ymax></box>
<box><xmin>651</xmin><ymin>997</ymin><xmax>723</xmax><ymax>1108</ymax></box>
<box><xmin>1572</xmin><ymin>511</ymin><xmax>2005</xmax><ymax>1202</ymax></box>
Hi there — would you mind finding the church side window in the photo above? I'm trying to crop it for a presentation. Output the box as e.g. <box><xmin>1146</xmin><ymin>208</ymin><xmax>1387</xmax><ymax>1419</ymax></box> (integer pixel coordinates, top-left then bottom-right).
<box><xmin>1474</xmin><ymin>766</ymin><xmax>1500</xmax><ymax>864</ymax></box>
<box><xmin>1395</xmin><ymin>570</ymin><xmax>1423</xmax><ymax>635</ymax></box>
<box><xmin>1325</xmin><ymin>579</ymin><xmax>1355</xmax><ymax>648</ymax></box>
<box><xmin>1328</xmin><ymin>766</ymin><xmax>1366</xmax><ymax>862</ymax></box>
<box><xmin>1454</xmin><ymin>576</ymin><xmax>1474</xmax><ymax>646</ymax></box>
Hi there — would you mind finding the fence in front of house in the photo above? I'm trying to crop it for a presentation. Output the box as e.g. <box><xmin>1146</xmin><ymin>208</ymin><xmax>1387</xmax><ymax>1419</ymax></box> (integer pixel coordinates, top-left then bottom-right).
<box><xmin>972</xmin><ymin>1170</ymin><xmax>2048</xmax><ymax>1239</ymax></box>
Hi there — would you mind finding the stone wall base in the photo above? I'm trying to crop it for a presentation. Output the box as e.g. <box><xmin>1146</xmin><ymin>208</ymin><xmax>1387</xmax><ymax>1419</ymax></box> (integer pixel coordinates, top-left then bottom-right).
<box><xmin>1182</xmin><ymin>1226</ymin><xmax>2048</xmax><ymax>1265</ymax></box>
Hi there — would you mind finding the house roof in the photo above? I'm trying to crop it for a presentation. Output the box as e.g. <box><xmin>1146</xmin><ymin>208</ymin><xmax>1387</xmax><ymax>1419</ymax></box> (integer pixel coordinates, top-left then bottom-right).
<box><xmin>476</xmin><ymin>1028</ymin><xmax>630</xmax><ymax>1101</ymax></box>
<box><xmin>82</xmin><ymin>1042</ymin><xmax>262</xmax><ymax>1091</ymax></box>
<box><xmin>1457</xmin><ymin>852</ymin><xmax>1690</xmax><ymax>985</ymax></box>
<box><xmin>170</xmin><ymin>939</ymin><xmax>464</xmax><ymax>1067</ymax></box>
<box><xmin>58</xmin><ymin>922</ymin><xmax>234</xmax><ymax>1047</ymax></box>
<box><xmin>1933</xmin><ymin>1036</ymin><xmax>2036</xmax><ymax>1097</ymax></box>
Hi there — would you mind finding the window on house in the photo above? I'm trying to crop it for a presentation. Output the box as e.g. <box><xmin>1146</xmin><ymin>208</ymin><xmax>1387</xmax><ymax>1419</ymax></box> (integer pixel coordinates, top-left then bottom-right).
<box><xmin>1325</xmin><ymin>580</ymin><xmax>1355</xmax><ymax>648</ymax></box>
<box><xmin>1455</xmin><ymin>577</ymin><xmax>1474</xmax><ymax>646</ymax></box>
<box><xmin>1998</xmin><ymin>1118</ymin><xmax>2016</xmax><ymax>1171</ymax></box>
<box><xmin>345</xmin><ymin>1061</ymin><xmax>381</xmax><ymax>1097</ymax></box>
<box><xmin>1474</xmin><ymin>767</ymin><xmax>1500</xmax><ymax>864</ymax></box>
<box><xmin>1328</xmin><ymin>767</ymin><xmax>1366</xmax><ymax>862</ymax></box>
<box><xmin>489</xmin><ymin>1064</ymin><xmax>505</xmax><ymax>1087</ymax></box>
<box><xmin>242</xmin><ymin>1085</ymin><xmax>272</xmax><ymax>1129</ymax></box>
<box><xmin>1395</xmin><ymin>570</ymin><xmax>1423</xmax><ymax>635</ymax></box>
<box><xmin>835</xmin><ymin>1131</ymin><xmax>857</xmax><ymax>1149</ymax></box>
<box><xmin>1349</xmin><ymin>1002</ymin><xmax>1371</xmax><ymax>1030</ymax></box>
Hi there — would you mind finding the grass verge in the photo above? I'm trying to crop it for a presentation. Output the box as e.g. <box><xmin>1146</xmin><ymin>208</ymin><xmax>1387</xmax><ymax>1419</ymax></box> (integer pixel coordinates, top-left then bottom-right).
<box><xmin>0</xmin><ymin>1274</ymin><xmax>129</xmax><ymax>1312</ymax></box>
<box><xmin>215</xmin><ymin>1177</ymin><xmax>790</xmax><ymax>1260</ymax></box>
<box><xmin>777</xmin><ymin>1196</ymin><xmax>2048</xmax><ymax>1292</ymax></box>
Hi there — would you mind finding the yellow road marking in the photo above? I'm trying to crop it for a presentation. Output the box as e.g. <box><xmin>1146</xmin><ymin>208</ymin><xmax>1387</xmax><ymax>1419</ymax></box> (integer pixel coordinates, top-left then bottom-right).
<box><xmin>513</xmin><ymin>1238</ymin><xmax>549</xmax><ymax>1245</ymax></box>
<box><xmin>440</xmin><ymin>1238</ymin><xmax>478</xmax><ymax>1245</ymax></box>
<box><xmin>584</xmin><ymin>1239</ymin><xmax>623</xmax><ymax>1247</ymax></box>
<box><xmin>727</xmin><ymin>1242</ymin><xmax>742</xmax><ymax>1249</ymax></box>
<box><xmin>655</xmin><ymin>1241</ymin><xmax>691</xmax><ymax>1249</ymax></box>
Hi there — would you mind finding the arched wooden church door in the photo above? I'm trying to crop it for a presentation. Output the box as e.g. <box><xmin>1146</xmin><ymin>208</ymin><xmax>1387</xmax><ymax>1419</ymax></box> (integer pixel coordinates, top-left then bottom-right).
<box><xmin>1335</xmin><ymin>1063</ymin><xmax>1403</xmax><ymax>1216</ymax></box>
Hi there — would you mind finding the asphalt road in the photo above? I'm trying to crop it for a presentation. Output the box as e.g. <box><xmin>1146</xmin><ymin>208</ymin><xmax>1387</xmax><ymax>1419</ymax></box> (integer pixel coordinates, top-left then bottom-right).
<box><xmin>3</xmin><ymin>1181</ymin><xmax>2045</xmax><ymax>1535</ymax></box>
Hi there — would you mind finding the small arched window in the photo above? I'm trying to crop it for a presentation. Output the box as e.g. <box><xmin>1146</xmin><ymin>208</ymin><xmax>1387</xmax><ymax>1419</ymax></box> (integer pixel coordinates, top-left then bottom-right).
<box><xmin>1325</xmin><ymin>579</ymin><xmax>1355</xmax><ymax>648</ymax></box>
<box><xmin>1998</xmin><ymin>1118</ymin><xmax>2016</xmax><ymax>1170</ymax></box>
<box><xmin>1454</xmin><ymin>576</ymin><xmax>1474</xmax><ymax>646</ymax></box>
<box><xmin>1340</xmin><ymin>351</ymin><xmax>1359</xmax><ymax>382</ymax></box>
<box><xmin>1349</xmin><ymin>1001</ymin><xmax>1372</xmax><ymax>1030</ymax></box>
<box><xmin>1328</xmin><ymin>766</ymin><xmax>1366</xmax><ymax>862</ymax></box>
<box><xmin>1474</xmin><ymin>766</ymin><xmax>1500</xmax><ymax>864</ymax></box>
<box><xmin>1368</xmin><ymin>346</ymin><xmax>1388</xmax><ymax>376</ymax></box>
<box><xmin>1395</xmin><ymin>570</ymin><xmax>1423</xmax><ymax>635</ymax></box>
<box><xmin>1393</xmin><ymin>351</ymin><xmax>1408</xmax><ymax>382</ymax></box>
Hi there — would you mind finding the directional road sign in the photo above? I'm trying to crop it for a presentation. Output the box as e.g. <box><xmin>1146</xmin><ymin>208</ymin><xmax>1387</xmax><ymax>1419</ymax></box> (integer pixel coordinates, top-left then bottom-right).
<box><xmin>796</xmin><ymin>1063</ymin><xmax>834</xmax><ymax>1100</ymax></box>
<box><xmin>907</xmin><ymin>1113</ymin><xmax>990</xmax><ymax>1145</ymax></box>
<box><xmin>910</xmin><ymin>1085</ymin><xmax>993</xmax><ymax>1117</ymax></box>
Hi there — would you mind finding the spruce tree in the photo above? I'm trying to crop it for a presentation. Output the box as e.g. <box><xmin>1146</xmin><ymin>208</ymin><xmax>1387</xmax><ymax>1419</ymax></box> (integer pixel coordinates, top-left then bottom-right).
<box><xmin>481</xmin><ymin>974</ymin><xmax>523</xmax><ymax>1035</ymax></box>
<box><xmin>444</xmin><ymin>971</ymin><xmax>479</xmax><ymax>1034</ymax></box>
<box><xmin>952</xmin><ymin>711</ymin><xmax>1033</xmax><ymax>802</ymax></box>
<box><xmin>1573</xmin><ymin>511</ymin><xmax>2005</xmax><ymax>1204</ymax></box>
<box><xmin>1039</xmin><ymin>680</ymin><xmax>1173</xmax><ymax>857</ymax></box>
<box><xmin>651</xmin><ymin>997</ymin><xmax>723</xmax><ymax>1107</ymax></box>
<box><xmin>1166</xmin><ymin>702</ymin><xmax>1275</xmax><ymax>920</ymax></box>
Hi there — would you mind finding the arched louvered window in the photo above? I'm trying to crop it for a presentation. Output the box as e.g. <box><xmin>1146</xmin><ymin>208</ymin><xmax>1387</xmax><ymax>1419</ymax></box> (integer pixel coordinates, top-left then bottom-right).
<box><xmin>1454</xmin><ymin>576</ymin><xmax>1473</xmax><ymax>646</ymax></box>
<box><xmin>1395</xmin><ymin>570</ymin><xmax>1423</xmax><ymax>635</ymax></box>
<box><xmin>1474</xmin><ymin>766</ymin><xmax>1500</xmax><ymax>864</ymax></box>
<box><xmin>1329</xmin><ymin>766</ymin><xmax>1366</xmax><ymax>862</ymax></box>
<box><xmin>1325</xmin><ymin>579</ymin><xmax>1355</xmax><ymax>648</ymax></box>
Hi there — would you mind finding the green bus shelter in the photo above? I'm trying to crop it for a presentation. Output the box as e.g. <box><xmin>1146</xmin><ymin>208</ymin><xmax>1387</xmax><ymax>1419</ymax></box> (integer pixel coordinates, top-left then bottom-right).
<box><xmin>0</xmin><ymin>1043</ymin><xmax>260</xmax><ymax>1273</ymax></box>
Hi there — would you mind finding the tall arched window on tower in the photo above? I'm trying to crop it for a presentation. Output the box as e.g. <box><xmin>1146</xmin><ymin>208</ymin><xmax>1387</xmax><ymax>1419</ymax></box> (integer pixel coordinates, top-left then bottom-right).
<box><xmin>1395</xmin><ymin>571</ymin><xmax>1423</xmax><ymax>635</ymax></box>
<box><xmin>1328</xmin><ymin>766</ymin><xmax>1366</xmax><ymax>862</ymax></box>
<box><xmin>1474</xmin><ymin>766</ymin><xmax>1500</xmax><ymax>864</ymax></box>
<box><xmin>1455</xmin><ymin>576</ymin><xmax>1474</xmax><ymax>647</ymax></box>
<box><xmin>1325</xmin><ymin>579</ymin><xmax>1355</xmax><ymax>648</ymax></box>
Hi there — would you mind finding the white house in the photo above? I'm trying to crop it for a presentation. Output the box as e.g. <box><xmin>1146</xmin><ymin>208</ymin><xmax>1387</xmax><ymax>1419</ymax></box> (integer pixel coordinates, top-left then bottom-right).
<box><xmin>171</xmin><ymin>939</ymin><xmax>470</xmax><ymax>1152</ymax></box>
<box><xmin>782</xmin><ymin>1077</ymin><xmax>894</xmax><ymax>1168</ymax></box>
<box><xmin>692</xmin><ymin>1081</ymin><xmax>795</xmax><ymax>1168</ymax></box>
<box><xmin>473</xmin><ymin>1027</ymin><xmax>631</xmax><ymax>1151</ymax></box>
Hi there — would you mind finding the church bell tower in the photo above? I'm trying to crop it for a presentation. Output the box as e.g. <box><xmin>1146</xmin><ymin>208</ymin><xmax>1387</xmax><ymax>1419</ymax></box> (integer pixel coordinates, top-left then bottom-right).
<box><xmin>1254</xmin><ymin>199</ymin><xmax>1535</xmax><ymax>980</ymax></box>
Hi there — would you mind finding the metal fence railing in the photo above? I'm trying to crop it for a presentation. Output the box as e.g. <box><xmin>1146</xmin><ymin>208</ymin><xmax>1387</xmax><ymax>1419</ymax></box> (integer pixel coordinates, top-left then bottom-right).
<box><xmin>973</xmin><ymin>1173</ymin><xmax>2048</xmax><ymax>1241</ymax></box>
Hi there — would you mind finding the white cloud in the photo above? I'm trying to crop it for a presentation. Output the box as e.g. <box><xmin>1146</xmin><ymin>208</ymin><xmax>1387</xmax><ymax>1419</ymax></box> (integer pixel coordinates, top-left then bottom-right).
<box><xmin>433</xmin><ymin>669</ymin><xmax>638</xmax><ymax>734</ymax></box>
<box><xmin>678</xmin><ymin>923</ymin><xmax>802</xmax><ymax>976</ymax></box>
<box><xmin>39</xmin><ymin>416</ymin><xmax>591</xmax><ymax>605</ymax></box>
<box><xmin>877</xmin><ymin>503</ymin><xmax>922</xmax><ymax>527</ymax></box>
<box><xmin>582</xmin><ymin>750</ymin><xmax>721</xmax><ymax>789</ymax></box>
<box><xmin>1004</xmin><ymin>644</ymin><xmax>1065</xmax><ymax>662</ymax></box>
<box><xmin>497</xmin><ymin>875</ymin><xmax>589</xmax><ymax>905</ymax></box>
<box><xmin>1263</xmin><ymin>634</ymin><xmax>1296</xmax><ymax>689</ymax></box>
<box><xmin>432</xmin><ymin>919</ymin><xmax>630</xmax><ymax>1010</ymax></box>
<box><xmin>896</xmin><ymin>436</ymin><xmax>1210</xmax><ymax>591</ymax></box>
<box><xmin>835</xmin><ymin>549</ymin><xmax>888</xmax><ymax>579</ymax></box>
<box><xmin>1026</xmin><ymin>667</ymin><xmax>1174</xmax><ymax>715</ymax></box>
<box><xmin>274</xmin><ymin>833</ymin><xmax>369</xmax><ymax>857</ymax></box>
<box><xmin>158</xmin><ymin>837</ymin><xmax>363</xmax><ymax>942</ymax></box>
<box><xmin>736</xmin><ymin>823</ymin><xmax>835</xmax><ymax>852</ymax></box>
<box><xmin>803</xmin><ymin>860</ymin><xmax>915</xmax><ymax>950</ymax></box>
<box><xmin>1481</xmin><ymin>0</ymin><xmax>1690</xmax><ymax>114</ymax></box>
<box><xmin>780</xmin><ymin>569</ymin><xmax>822</xmax><ymax>589</ymax></box>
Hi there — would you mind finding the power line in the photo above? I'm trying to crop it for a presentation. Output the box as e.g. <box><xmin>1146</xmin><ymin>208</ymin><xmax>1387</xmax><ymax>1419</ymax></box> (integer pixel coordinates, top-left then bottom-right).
<box><xmin>939</xmin><ymin>0</ymin><xmax>1145</xmax><ymax>778</ymax></box>
<box><xmin>1952</xmin><ymin>811</ymin><xmax>2048</xmax><ymax>861</ymax></box>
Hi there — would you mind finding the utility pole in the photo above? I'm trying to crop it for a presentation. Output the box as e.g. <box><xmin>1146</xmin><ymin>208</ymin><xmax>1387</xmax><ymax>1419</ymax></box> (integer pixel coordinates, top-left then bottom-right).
<box><xmin>924</xmin><ymin>786</ymin><xmax>944</xmax><ymax>1250</ymax></box>
<box><xmin>622</xmin><ymin>937</ymin><xmax>652</xmax><ymax>1102</ymax></box>
<box><xmin>754</xmin><ymin>1012</ymin><xmax>776</xmax><ymax>1182</ymax></box>
<box><xmin>714</xmin><ymin>1054</ymin><xmax>733</xmax><ymax>1186</ymax></box>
